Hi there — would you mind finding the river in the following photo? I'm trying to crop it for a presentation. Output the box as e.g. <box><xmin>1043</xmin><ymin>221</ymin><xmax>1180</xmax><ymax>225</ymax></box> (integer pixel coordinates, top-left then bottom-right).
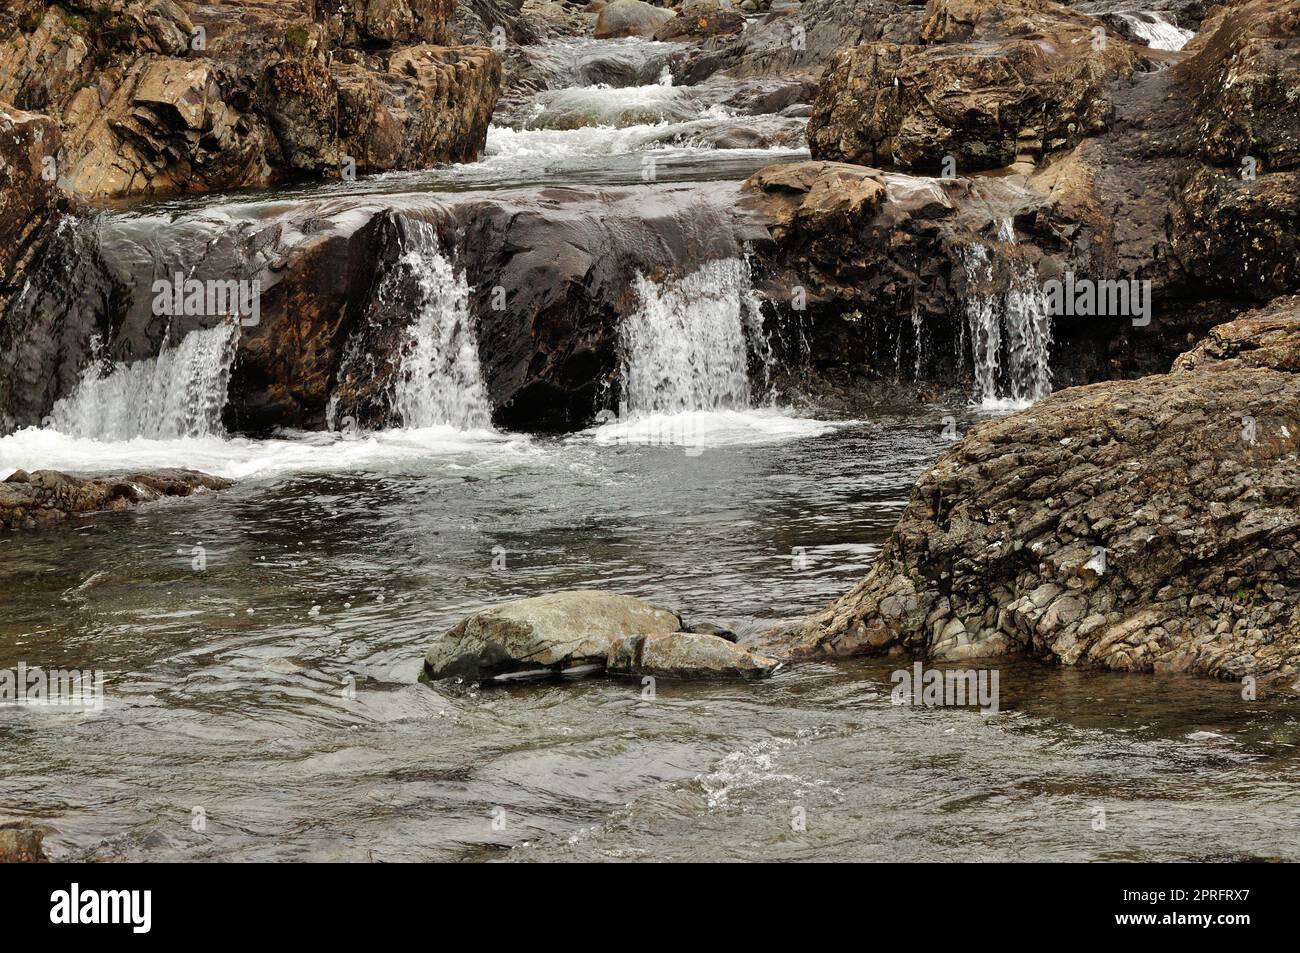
<box><xmin>1</xmin><ymin>33</ymin><xmax>1297</xmax><ymax>863</ymax></box>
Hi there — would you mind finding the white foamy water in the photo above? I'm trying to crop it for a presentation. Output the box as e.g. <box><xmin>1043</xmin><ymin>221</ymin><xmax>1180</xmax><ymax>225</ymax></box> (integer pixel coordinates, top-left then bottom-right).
<box><xmin>387</xmin><ymin>222</ymin><xmax>493</xmax><ymax>431</ymax></box>
<box><xmin>524</xmin><ymin>79</ymin><xmax>698</xmax><ymax>131</ymax></box>
<box><xmin>583</xmin><ymin>408</ymin><xmax>840</xmax><ymax>452</ymax></box>
<box><xmin>1120</xmin><ymin>12</ymin><xmax>1194</xmax><ymax>51</ymax></box>
<box><xmin>962</xmin><ymin>226</ymin><xmax>1053</xmax><ymax>409</ymax></box>
<box><xmin>45</xmin><ymin>323</ymin><xmax>239</xmax><ymax>441</ymax></box>
<box><xmin>620</xmin><ymin>258</ymin><xmax>763</xmax><ymax>416</ymax></box>
<box><xmin>0</xmin><ymin>425</ymin><xmax>529</xmax><ymax>483</ymax></box>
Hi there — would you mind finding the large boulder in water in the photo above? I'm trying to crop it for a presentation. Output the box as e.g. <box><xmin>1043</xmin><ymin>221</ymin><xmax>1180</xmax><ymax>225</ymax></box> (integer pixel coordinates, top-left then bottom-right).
<box><xmin>424</xmin><ymin>590</ymin><xmax>780</xmax><ymax>682</ymax></box>
<box><xmin>594</xmin><ymin>0</ymin><xmax>675</xmax><ymax>39</ymax></box>
<box><xmin>758</xmin><ymin>302</ymin><xmax>1300</xmax><ymax>691</ymax></box>
<box><xmin>425</xmin><ymin>591</ymin><xmax>686</xmax><ymax>682</ymax></box>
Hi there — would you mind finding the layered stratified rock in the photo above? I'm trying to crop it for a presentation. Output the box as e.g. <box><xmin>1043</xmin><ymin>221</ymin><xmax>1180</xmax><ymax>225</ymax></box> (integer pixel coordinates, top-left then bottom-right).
<box><xmin>0</xmin><ymin>468</ymin><xmax>234</xmax><ymax>530</ymax></box>
<box><xmin>0</xmin><ymin>0</ymin><xmax>500</xmax><ymax>198</ymax></box>
<box><xmin>761</xmin><ymin>304</ymin><xmax>1300</xmax><ymax>689</ymax></box>
<box><xmin>424</xmin><ymin>590</ymin><xmax>779</xmax><ymax>683</ymax></box>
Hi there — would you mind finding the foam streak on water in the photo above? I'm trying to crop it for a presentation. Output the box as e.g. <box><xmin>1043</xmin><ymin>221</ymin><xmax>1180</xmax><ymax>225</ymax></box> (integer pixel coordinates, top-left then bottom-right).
<box><xmin>45</xmin><ymin>323</ymin><xmax>239</xmax><ymax>441</ymax></box>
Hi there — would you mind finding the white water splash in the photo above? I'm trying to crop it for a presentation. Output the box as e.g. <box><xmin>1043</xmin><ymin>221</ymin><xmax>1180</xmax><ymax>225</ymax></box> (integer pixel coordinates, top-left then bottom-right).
<box><xmin>45</xmin><ymin>323</ymin><xmax>239</xmax><ymax>440</ymax></box>
<box><xmin>1119</xmin><ymin>12</ymin><xmax>1194</xmax><ymax>51</ymax></box>
<box><xmin>962</xmin><ymin>225</ymin><xmax>1053</xmax><ymax>409</ymax></box>
<box><xmin>387</xmin><ymin>222</ymin><xmax>493</xmax><ymax>431</ymax></box>
<box><xmin>620</xmin><ymin>258</ymin><xmax>762</xmax><ymax>415</ymax></box>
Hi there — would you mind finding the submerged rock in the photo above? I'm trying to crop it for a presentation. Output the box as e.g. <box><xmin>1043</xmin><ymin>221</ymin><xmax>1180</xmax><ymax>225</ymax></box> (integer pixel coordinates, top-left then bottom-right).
<box><xmin>0</xmin><ymin>468</ymin><xmax>234</xmax><ymax>530</ymax></box>
<box><xmin>762</xmin><ymin>304</ymin><xmax>1300</xmax><ymax>690</ymax></box>
<box><xmin>423</xmin><ymin>590</ymin><xmax>779</xmax><ymax>683</ymax></box>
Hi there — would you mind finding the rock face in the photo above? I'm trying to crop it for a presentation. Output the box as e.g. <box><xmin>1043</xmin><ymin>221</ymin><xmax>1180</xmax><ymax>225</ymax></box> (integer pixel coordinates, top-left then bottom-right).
<box><xmin>654</xmin><ymin>1</ymin><xmax>743</xmax><ymax>41</ymax></box>
<box><xmin>0</xmin><ymin>0</ymin><xmax>500</xmax><ymax>198</ymax></box>
<box><xmin>0</xmin><ymin>180</ymin><xmax>769</xmax><ymax>436</ymax></box>
<box><xmin>0</xmin><ymin>468</ymin><xmax>234</xmax><ymax>530</ymax></box>
<box><xmin>594</xmin><ymin>0</ymin><xmax>675</xmax><ymax>39</ymax></box>
<box><xmin>807</xmin><ymin>0</ymin><xmax>1147</xmax><ymax>173</ymax></box>
<box><xmin>0</xmin><ymin>103</ymin><xmax>62</xmax><ymax>305</ymax></box>
<box><xmin>763</xmin><ymin>305</ymin><xmax>1300</xmax><ymax>689</ymax></box>
<box><xmin>424</xmin><ymin>590</ymin><xmax>779</xmax><ymax>682</ymax></box>
<box><xmin>744</xmin><ymin>0</ymin><xmax>1300</xmax><ymax>407</ymax></box>
<box><xmin>671</xmin><ymin>0</ymin><xmax>926</xmax><ymax>85</ymax></box>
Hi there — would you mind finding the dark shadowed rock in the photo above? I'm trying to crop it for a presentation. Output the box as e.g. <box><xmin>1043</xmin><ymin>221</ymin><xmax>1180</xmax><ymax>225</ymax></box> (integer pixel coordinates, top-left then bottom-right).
<box><xmin>0</xmin><ymin>104</ymin><xmax>61</xmax><ymax>296</ymax></box>
<box><xmin>0</xmin><ymin>468</ymin><xmax>234</xmax><ymax>530</ymax></box>
<box><xmin>758</xmin><ymin>304</ymin><xmax>1300</xmax><ymax>690</ymax></box>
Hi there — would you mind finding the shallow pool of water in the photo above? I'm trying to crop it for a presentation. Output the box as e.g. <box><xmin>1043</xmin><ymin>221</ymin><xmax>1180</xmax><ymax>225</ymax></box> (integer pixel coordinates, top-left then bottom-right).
<box><xmin>2</xmin><ymin>406</ymin><xmax>1297</xmax><ymax>861</ymax></box>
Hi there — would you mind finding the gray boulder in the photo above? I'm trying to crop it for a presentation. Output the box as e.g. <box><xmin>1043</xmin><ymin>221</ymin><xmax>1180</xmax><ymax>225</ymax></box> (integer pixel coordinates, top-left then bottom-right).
<box><xmin>608</xmin><ymin>632</ymin><xmax>780</xmax><ymax>679</ymax></box>
<box><xmin>425</xmin><ymin>590</ymin><xmax>683</xmax><ymax>682</ymax></box>
<box><xmin>424</xmin><ymin>590</ymin><xmax>780</xmax><ymax>683</ymax></box>
<box><xmin>594</xmin><ymin>0</ymin><xmax>675</xmax><ymax>38</ymax></box>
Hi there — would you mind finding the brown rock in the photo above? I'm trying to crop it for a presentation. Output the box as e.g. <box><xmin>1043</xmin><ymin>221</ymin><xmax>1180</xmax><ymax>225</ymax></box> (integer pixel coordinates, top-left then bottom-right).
<box><xmin>0</xmin><ymin>825</ymin><xmax>48</xmax><ymax>863</ymax></box>
<box><xmin>594</xmin><ymin>0</ymin><xmax>675</xmax><ymax>39</ymax></box>
<box><xmin>0</xmin><ymin>468</ymin><xmax>234</xmax><ymax>531</ymax></box>
<box><xmin>807</xmin><ymin>0</ymin><xmax>1146</xmax><ymax>173</ymax></box>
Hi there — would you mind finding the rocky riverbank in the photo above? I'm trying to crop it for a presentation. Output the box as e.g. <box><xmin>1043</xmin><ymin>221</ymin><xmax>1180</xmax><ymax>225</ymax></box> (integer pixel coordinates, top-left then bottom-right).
<box><xmin>757</xmin><ymin>303</ymin><xmax>1300</xmax><ymax>690</ymax></box>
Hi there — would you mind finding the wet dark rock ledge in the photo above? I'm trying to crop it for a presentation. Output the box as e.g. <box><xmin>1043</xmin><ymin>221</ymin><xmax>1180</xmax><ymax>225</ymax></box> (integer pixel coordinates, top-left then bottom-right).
<box><xmin>0</xmin><ymin>468</ymin><xmax>234</xmax><ymax>530</ymax></box>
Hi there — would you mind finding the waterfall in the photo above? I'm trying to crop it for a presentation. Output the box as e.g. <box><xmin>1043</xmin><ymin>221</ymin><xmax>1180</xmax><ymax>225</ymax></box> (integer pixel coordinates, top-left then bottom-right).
<box><xmin>961</xmin><ymin>225</ymin><xmax>1053</xmax><ymax>408</ymax></box>
<box><xmin>1119</xmin><ymin>12</ymin><xmax>1194</xmax><ymax>51</ymax></box>
<box><xmin>388</xmin><ymin>222</ymin><xmax>493</xmax><ymax>430</ymax></box>
<box><xmin>619</xmin><ymin>258</ymin><xmax>763</xmax><ymax>415</ymax></box>
<box><xmin>46</xmin><ymin>323</ymin><xmax>239</xmax><ymax>440</ymax></box>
